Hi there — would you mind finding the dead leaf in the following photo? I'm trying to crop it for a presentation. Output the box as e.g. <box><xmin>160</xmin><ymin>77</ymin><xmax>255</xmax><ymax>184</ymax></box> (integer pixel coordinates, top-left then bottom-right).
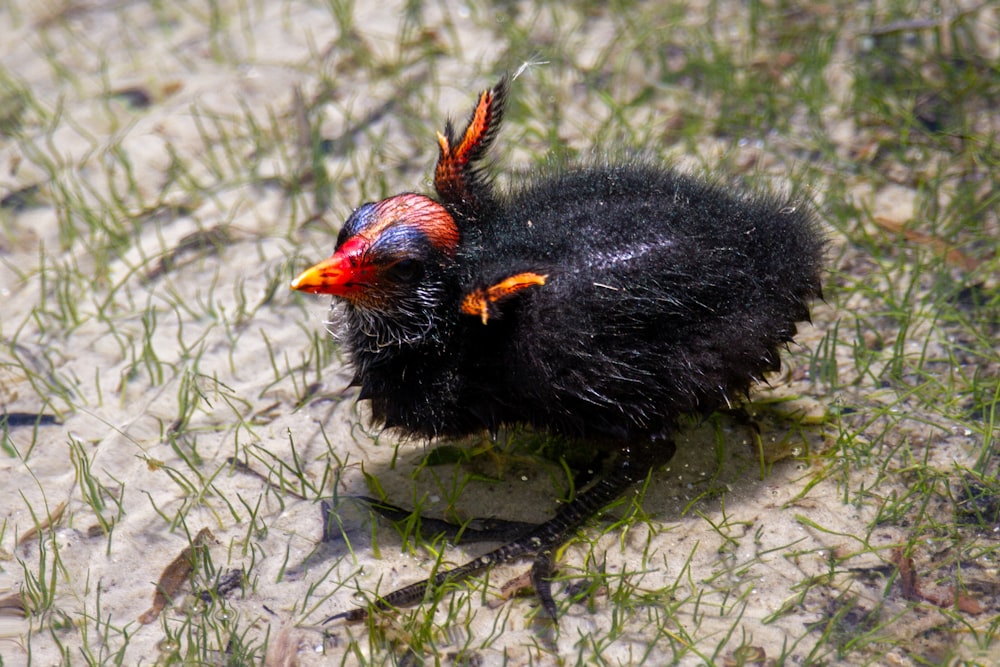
<box><xmin>891</xmin><ymin>546</ymin><xmax>984</xmax><ymax>614</ymax></box>
<box><xmin>0</xmin><ymin>591</ymin><xmax>27</xmax><ymax>617</ymax></box>
<box><xmin>18</xmin><ymin>501</ymin><xmax>66</xmax><ymax>547</ymax></box>
<box><xmin>264</xmin><ymin>623</ymin><xmax>301</xmax><ymax>667</ymax></box>
<box><xmin>874</xmin><ymin>216</ymin><xmax>981</xmax><ymax>271</ymax></box>
<box><xmin>138</xmin><ymin>528</ymin><xmax>215</xmax><ymax>624</ymax></box>
<box><xmin>486</xmin><ymin>569</ymin><xmax>535</xmax><ymax>609</ymax></box>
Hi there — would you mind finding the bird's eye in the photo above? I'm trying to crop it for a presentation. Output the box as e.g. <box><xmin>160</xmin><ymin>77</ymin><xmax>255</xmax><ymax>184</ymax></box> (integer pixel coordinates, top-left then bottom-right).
<box><xmin>385</xmin><ymin>258</ymin><xmax>423</xmax><ymax>283</ymax></box>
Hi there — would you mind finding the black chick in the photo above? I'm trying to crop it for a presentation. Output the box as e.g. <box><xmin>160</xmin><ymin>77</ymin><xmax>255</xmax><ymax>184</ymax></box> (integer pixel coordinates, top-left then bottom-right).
<box><xmin>291</xmin><ymin>76</ymin><xmax>825</xmax><ymax>621</ymax></box>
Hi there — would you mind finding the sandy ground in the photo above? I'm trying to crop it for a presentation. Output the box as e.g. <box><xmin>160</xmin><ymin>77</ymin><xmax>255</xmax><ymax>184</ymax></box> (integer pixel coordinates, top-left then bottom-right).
<box><xmin>1</xmin><ymin>1</ymin><xmax>998</xmax><ymax>665</ymax></box>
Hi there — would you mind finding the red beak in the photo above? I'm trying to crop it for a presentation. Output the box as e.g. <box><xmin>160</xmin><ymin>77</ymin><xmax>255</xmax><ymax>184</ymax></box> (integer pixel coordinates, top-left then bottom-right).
<box><xmin>290</xmin><ymin>237</ymin><xmax>372</xmax><ymax>296</ymax></box>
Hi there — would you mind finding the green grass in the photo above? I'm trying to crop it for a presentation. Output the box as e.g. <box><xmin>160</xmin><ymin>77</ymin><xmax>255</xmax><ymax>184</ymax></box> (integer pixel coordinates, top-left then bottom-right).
<box><xmin>1</xmin><ymin>0</ymin><xmax>998</xmax><ymax>665</ymax></box>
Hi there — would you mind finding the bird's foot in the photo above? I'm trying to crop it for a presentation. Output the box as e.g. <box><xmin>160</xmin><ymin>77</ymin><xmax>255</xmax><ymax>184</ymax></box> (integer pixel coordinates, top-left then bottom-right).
<box><xmin>323</xmin><ymin>441</ymin><xmax>675</xmax><ymax>624</ymax></box>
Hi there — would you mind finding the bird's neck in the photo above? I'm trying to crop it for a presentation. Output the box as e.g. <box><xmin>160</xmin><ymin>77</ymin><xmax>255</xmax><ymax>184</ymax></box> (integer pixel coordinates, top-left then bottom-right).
<box><xmin>339</xmin><ymin>284</ymin><xmax>458</xmax><ymax>357</ymax></box>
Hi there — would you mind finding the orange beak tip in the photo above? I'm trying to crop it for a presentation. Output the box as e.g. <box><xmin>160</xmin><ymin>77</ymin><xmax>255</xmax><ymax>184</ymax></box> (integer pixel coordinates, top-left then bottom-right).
<box><xmin>290</xmin><ymin>265</ymin><xmax>322</xmax><ymax>293</ymax></box>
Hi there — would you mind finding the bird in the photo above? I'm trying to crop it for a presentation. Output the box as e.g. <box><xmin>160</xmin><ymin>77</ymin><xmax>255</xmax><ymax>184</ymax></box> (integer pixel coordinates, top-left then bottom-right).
<box><xmin>290</xmin><ymin>74</ymin><xmax>825</xmax><ymax>622</ymax></box>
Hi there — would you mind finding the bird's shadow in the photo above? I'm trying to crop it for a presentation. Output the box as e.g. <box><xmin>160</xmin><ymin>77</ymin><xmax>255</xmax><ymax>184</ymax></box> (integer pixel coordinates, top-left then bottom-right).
<box><xmin>288</xmin><ymin>404</ymin><xmax>819</xmax><ymax>621</ymax></box>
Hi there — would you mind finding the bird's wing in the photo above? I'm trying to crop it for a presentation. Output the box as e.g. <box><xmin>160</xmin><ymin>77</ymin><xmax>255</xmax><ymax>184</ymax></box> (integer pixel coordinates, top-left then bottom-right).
<box><xmin>459</xmin><ymin>271</ymin><xmax>548</xmax><ymax>325</ymax></box>
<box><xmin>434</xmin><ymin>77</ymin><xmax>509</xmax><ymax>213</ymax></box>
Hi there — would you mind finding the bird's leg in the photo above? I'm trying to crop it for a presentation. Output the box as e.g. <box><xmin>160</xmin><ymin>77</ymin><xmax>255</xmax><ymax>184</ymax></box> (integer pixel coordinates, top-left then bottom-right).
<box><xmin>340</xmin><ymin>496</ymin><xmax>538</xmax><ymax>544</ymax></box>
<box><xmin>324</xmin><ymin>439</ymin><xmax>676</xmax><ymax>624</ymax></box>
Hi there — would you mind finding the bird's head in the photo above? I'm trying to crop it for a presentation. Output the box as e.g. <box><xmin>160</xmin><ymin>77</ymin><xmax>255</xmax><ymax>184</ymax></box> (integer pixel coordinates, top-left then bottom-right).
<box><xmin>291</xmin><ymin>193</ymin><xmax>462</xmax><ymax>348</ymax></box>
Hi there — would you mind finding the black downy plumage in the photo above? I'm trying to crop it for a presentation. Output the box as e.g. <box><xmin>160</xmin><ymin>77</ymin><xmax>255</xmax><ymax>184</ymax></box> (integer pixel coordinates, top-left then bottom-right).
<box><xmin>291</xmin><ymin>76</ymin><xmax>825</xmax><ymax>621</ymax></box>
